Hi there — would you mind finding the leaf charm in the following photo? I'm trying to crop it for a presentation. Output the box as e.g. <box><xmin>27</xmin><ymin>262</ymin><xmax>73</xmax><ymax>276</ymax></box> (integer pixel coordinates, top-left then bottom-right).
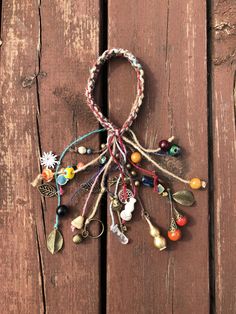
<box><xmin>172</xmin><ymin>190</ymin><xmax>195</xmax><ymax>206</ymax></box>
<box><xmin>38</xmin><ymin>183</ymin><xmax>57</xmax><ymax>197</ymax></box>
<box><xmin>47</xmin><ymin>228</ymin><xmax>63</xmax><ymax>254</ymax></box>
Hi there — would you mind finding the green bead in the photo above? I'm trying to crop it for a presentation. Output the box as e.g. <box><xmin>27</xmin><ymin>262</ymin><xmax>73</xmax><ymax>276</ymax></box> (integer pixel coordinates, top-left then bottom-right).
<box><xmin>168</xmin><ymin>144</ymin><xmax>181</xmax><ymax>156</ymax></box>
<box><xmin>99</xmin><ymin>156</ymin><xmax>107</xmax><ymax>164</ymax></box>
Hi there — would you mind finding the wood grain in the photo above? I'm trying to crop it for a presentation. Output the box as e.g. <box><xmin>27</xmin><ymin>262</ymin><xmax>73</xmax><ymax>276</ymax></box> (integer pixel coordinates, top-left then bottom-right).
<box><xmin>107</xmin><ymin>1</ymin><xmax>209</xmax><ymax>313</ymax></box>
<box><xmin>0</xmin><ymin>0</ymin><xmax>45</xmax><ymax>312</ymax></box>
<box><xmin>211</xmin><ymin>1</ymin><xmax>236</xmax><ymax>313</ymax></box>
<box><xmin>0</xmin><ymin>0</ymin><xmax>102</xmax><ymax>313</ymax></box>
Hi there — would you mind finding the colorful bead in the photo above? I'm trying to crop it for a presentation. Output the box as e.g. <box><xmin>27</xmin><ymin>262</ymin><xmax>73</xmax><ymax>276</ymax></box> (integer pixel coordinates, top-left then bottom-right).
<box><xmin>41</xmin><ymin>168</ymin><xmax>54</xmax><ymax>182</ymax></box>
<box><xmin>168</xmin><ymin>144</ymin><xmax>181</xmax><ymax>156</ymax></box>
<box><xmin>168</xmin><ymin>228</ymin><xmax>181</xmax><ymax>241</ymax></box>
<box><xmin>176</xmin><ymin>215</ymin><xmax>188</xmax><ymax>227</ymax></box>
<box><xmin>131</xmin><ymin>152</ymin><xmax>142</xmax><ymax>163</ymax></box>
<box><xmin>159</xmin><ymin>139</ymin><xmax>171</xmax><ymax>151</ymax></box>
<box><xmin>189</xmin><ymin>177</ymin><xmax>202</xmax><ymax>190</ymax></box>
<box><xmin>77</xmin><ymin>162</ymin><xmax>85</xmax><ymax>169</ymax></box>
<box><xmin>64</xmin><ymin>166</ymin><xmax>75</xmax><ymax>180</ymax></box>
<box><xmin>56</xmin><ymin>205</ymin><xmax>68</xmax><ymax>216</ymax></box>
<box><xmin>100</xmin><ymin>156</ymin><xmax>107</xmax><ymax>164</ymax></box>
<box><xmin>78</xmin><ymin>146</ymin><xmax>87</xmax><ymax>154</ymax></box>
<box><xmin>56</xmin><ymin>174</ymin><xmax>68</xmax><ymax>186</ymax></box>
<box><xmin>141</xmin><ymin>175</ymin><xmax>154</xmax><ymax>187</ymax></box>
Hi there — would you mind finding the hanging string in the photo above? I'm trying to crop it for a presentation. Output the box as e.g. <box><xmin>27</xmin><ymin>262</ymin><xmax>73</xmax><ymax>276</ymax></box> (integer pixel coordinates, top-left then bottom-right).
<box><xmin>53</xmin><ymin>128</ymin><xmax>106</xmax><ymax>229</ymax></box>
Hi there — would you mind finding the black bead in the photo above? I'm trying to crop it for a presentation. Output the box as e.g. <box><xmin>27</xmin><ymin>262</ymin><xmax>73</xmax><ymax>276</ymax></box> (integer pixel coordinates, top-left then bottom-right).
<box><xmin>56</xmin><ymin>205</ymin><xmax>68</xmax><ymax>217</ymax></box>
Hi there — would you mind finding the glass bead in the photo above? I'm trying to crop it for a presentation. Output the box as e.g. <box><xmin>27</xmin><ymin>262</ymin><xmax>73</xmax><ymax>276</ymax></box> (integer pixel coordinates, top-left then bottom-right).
<box><xmin>159</xmin><ymin>140</ymin><xmax>171</xmax><ymax>151</ymax></box>
<box><xmin>56</xmin><ymin>174</ymin><xmax>68</xmax><ymax>186</ymax></box>
<box><xmin>168</xmin><ymin>144</ymin><xmax>181</xmax><ymax>156</ymax></box>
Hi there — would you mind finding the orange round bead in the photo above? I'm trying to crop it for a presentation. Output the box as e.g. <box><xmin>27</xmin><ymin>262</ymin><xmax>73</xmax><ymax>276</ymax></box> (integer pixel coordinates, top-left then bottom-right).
<box><xmin>41</xmin><ymin>168</ymin><xmax>54</xmax><ymax>182</ymax></box>
<box><xmin>77</xmin><ymin>162</ymin><xmax>85</xmax><ymax>169</ymax></box>
<box><xmin>189</xmin><ymin>177</ymin><xmax>202</xmax><ymax>190</ymax></box>
<box><xmin>131</xmin><ymin>152</ymin><xmax>142</xmax><ymax>164</ymax></box>
<box><xmin>168</xmin><ymin>229</ymin><xmax>182</xmax><ymax>241</ymax></box>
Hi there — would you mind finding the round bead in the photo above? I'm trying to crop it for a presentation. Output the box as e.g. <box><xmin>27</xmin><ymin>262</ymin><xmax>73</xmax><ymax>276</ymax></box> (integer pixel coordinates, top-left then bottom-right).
<box><xmin>134</xmin><ymin>180</ymin><xmax>140</xmax><ymax>187</ymax></box>
<box><xmin>159</xmin><ymin>139</ymin><xmax>171</xmax><ymax>151</ymax></box>
<box><xmin>189</xmin><ymin>177</ymin><xmax>202</xmax><ymax>190</ymax></box>
<box><xmin>131</xmin><ymin>152</ymin><xmax>142</xmax><ymax>164</ymax></box>
<box><xmin>73</xmin><ymin>234</ymin><xmax>83</xmax><ymax>244</ymax></box>
<box><xmin>56</xmin><ymin>205</ymin><xmax>68</xmax><ymax>216</ymax></box>
<box><xmin>168</xmin><ymin>144</ymin><xmax>181</xmax><ymax>156</ymax></box>
<box><xmin>101</xmin><ymin>143</ymin><xmax>106</xmax><ymax>149</ymax></box>
<box><xmin>64</xmin><ymin>166</ymin><xmax>75</xmax><ymax>180</ymax></box>
<box><xmin>168</xmin><ymin>228</ymin><xmax>182</xmax><ymax>241</ymax></box>
<box><xmin>176</xmin><ymin>216</ymin><xmax>188</xmax><ymax>227</ymax></box>
<box><xmin>131</xmin><ymin>170</ymin><xmax>137</xmax><ymax>177</ymax></box>
<box><xmin>100</xmin><ymin>156</ymin><xmax>107</xmax><ymax>164</ymax></box>
<box><xmin>41</xmin><ymin>168</ymin><xmax>54</xmax><ymax>182</ymax></box>
<box><xmin>126</xmin><ymin>163</ymin><xmax>132</xmax><ymax>169</ymax></box>
<box><xmin>77</xmin><ymin>162</ymin><xmax>85</xmax><ymax>169</ymax></box>
<box><xmin>56</xmin><ymin>174</ymin><xmax>68</xmax><ymax>186</ymax></box>
<box><xmin>78</xmin><ymin>146</ymin><xmax>87</xmax><ymax>154</ymax></box>
<box><xmin>86</xmin><ymin>148</ymin><xmax>92</xmax><ymax>155</ymax></box>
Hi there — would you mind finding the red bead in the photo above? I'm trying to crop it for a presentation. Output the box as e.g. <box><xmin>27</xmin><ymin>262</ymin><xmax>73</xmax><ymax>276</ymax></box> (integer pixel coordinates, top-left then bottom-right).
<box><xmin>176</xmin><ymin>216</ymin><xmax>188</xmax><ymax>227</ymax></box>
<box><xmin>159</xmin><ymin>139</ymin><xmax>171</xmax><ymax>151</ymax></box>
<box><xmin>168</xmin><ymin>228</ymin><xmax>182</xmax><ymax>241</ymax></box>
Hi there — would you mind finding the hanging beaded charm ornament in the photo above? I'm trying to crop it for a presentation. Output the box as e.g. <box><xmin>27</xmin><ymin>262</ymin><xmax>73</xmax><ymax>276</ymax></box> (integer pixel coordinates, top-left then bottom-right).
<box><xmin>32</xmin><ymin>48</ymin><xmax>206</xmax><ymax>254</ymax></box>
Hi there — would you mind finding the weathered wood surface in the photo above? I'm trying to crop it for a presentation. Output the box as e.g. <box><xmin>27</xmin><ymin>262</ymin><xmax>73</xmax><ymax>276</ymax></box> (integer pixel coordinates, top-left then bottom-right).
<box><xmin>0</xmin><ymin>0</ymin><xmax>235</xmax><ymax>313</ymax></box>
<box><xmin>107</xmin><ymin>1</ymin><xmax>209</xmax><ymax>314</ymax></box>
<box><xmin>0</xmin><ymin>0</ymin><xmax>101</xmax><ymax>313</ymax></box>
<box><xmin>211</xmin><ymin>1</ymin><xmax>236</xmax><ymax>313</ymax></box>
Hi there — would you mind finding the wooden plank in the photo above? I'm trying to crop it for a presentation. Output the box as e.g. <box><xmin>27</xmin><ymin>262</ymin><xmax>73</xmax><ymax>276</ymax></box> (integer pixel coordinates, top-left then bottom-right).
<box><xmin>211</xmin><ymin>1</ymin><xmax>236</xmax><ymax>313</ymax></box>
<box><xmin>107</xmin><ymin>1</ymin><xmax>209</xmax><ymax>313</ymax></box>
<box><xmin>0</xmin><ymin>0</ymin><xmax>101</xmax><ymax>313</ymax></box>
<box><xmin>0</xmin><ymin>0</ymin><xmax>46</xmax><ymax>312</ymax></box>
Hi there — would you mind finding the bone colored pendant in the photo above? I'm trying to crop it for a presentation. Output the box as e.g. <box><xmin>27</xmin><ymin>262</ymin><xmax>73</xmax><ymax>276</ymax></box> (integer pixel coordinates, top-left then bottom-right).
<box><xmin>47</xmin><ymin>228</ymin><xmax>63</xmax><ymax>254</ymax></box>
<box><xmin>71</xmin><ymin>215</ymin><xmax>85</xmax><ymax>230</ymax></box>
<box><xmin>172</xmin><ymin>190</ymin><xmax>195</xmax><ymax>206</ymax></box>
<box><xmin>110</xmin><ymin>224</ymin><xmax>129</xmax><ymax>244</ymax></box>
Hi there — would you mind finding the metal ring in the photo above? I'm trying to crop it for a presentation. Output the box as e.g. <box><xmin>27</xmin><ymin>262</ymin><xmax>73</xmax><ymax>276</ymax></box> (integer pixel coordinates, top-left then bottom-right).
<box><xmin>85</xmin><ymin>218</ymin><xmax>104</xmax><ymax>239</ymax></box>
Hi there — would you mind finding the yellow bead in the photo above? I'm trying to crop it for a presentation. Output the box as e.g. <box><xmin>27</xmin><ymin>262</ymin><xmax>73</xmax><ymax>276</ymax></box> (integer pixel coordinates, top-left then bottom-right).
<box><xmin>131</xmin><ymin>152</ymin><xmax>142</xmax><ymax>164</ymax></box>
<box><xmin>189</xmin><ymin>177</ymin><xmax>202</xmax><ymax>190</ymax></box>
<box><xmin>64</xmin><ymin>166</ymin><xmax>75</xmax><ymax>180</ymax></box>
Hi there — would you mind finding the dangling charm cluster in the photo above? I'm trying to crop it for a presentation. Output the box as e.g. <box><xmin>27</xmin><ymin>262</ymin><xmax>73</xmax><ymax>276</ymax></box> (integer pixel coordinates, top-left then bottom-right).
<box><xmin>31</xmin><ymin>48</ymin><xmax>206</xmax><ymax>254</ymax></box>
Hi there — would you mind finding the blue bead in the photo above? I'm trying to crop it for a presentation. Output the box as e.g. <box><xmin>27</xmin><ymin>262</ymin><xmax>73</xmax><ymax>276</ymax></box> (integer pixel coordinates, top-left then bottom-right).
<box><xmin>141</xmin><ymin>176</ymin><xmax>154</xmax><ymax>187</ymax></box>
<box><xmin>86</xmin><ymin>148</ymin><xmax>92</xmax><ymax>154</ymax></box>
<box><xmin>56</xmin><ymin>174</ymin><xmax>68</xmax><ymax>186</ymax></box>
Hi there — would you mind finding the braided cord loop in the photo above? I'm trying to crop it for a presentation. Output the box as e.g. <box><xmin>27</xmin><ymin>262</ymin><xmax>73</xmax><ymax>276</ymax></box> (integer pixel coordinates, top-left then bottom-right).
<box><xmin>85</xmin><ymin>48</ymin><xmax>144</xmax><ymax>135</ymax></box>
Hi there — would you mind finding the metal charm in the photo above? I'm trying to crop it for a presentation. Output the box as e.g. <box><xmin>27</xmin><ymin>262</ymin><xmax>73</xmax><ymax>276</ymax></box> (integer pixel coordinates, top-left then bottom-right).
<box><xmin>37</xmin><ymin>183</ymin><xmax>57</xmax><ymax>197</ymax></box>
<box><xmin>47</xmin><ymin>228</ymin><xmax>64</xmax><ymax>254</ymax></box>
<box><xmin>172</xmin><ymin>190</ymin><xmax>195</xmax><ymax>206</ymax></box>
<box><xmin>118</xmin><ymin>189</ymin><xmax>134</xmax><ymax>204</ymax></box>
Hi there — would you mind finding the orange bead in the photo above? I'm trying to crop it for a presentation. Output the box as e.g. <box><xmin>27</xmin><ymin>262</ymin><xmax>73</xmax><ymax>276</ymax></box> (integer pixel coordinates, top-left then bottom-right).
<box><xmin>168</xmin><ymin>229</ymin><xmax>182</xmax><ymax>241</ymax></box>
<box><xmin>77</xmin><ymin>162</ymin><xmax>85</xmax><ymax>169</ymax></box>
<box><xmin>41</xmin><ymin>168</ymin><xmax>54</xmax><ymax>182</ymax></box>
<box><xmin>131</xmin><ymin>152</ymin><xmax>142</xmax><ymax>164</ymax></box>
<box><xmin>189</xmin><ymin>177</ymin><xmax>202</xmax><ymax>190</ymax></box>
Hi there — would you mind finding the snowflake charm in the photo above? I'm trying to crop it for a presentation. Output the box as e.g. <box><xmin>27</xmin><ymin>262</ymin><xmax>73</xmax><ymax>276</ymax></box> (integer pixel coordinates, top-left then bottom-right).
<box><xmin>40</xmin><ymin>151</ymin><xmax>58</xmax><ymax>169</ymax></box>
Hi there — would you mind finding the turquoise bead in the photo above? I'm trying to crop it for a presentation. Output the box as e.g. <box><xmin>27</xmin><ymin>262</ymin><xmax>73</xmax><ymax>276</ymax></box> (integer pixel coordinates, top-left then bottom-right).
<box><xmin>168</xmin><ymin>144</ymin><xmax>181</xmax><ymax>156</ymax></box>
<box><xmin>57</xmin><ymin>174</ymin><xmax>68</xmax><ymax>186</ymax></box>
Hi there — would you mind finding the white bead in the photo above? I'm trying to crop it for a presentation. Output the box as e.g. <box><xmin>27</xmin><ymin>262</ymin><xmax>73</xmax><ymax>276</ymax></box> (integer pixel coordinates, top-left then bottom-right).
<box><xmin>78</xmin><ymin>146</ymin><xmax>87</xmax><ymax>154</ymax></box>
